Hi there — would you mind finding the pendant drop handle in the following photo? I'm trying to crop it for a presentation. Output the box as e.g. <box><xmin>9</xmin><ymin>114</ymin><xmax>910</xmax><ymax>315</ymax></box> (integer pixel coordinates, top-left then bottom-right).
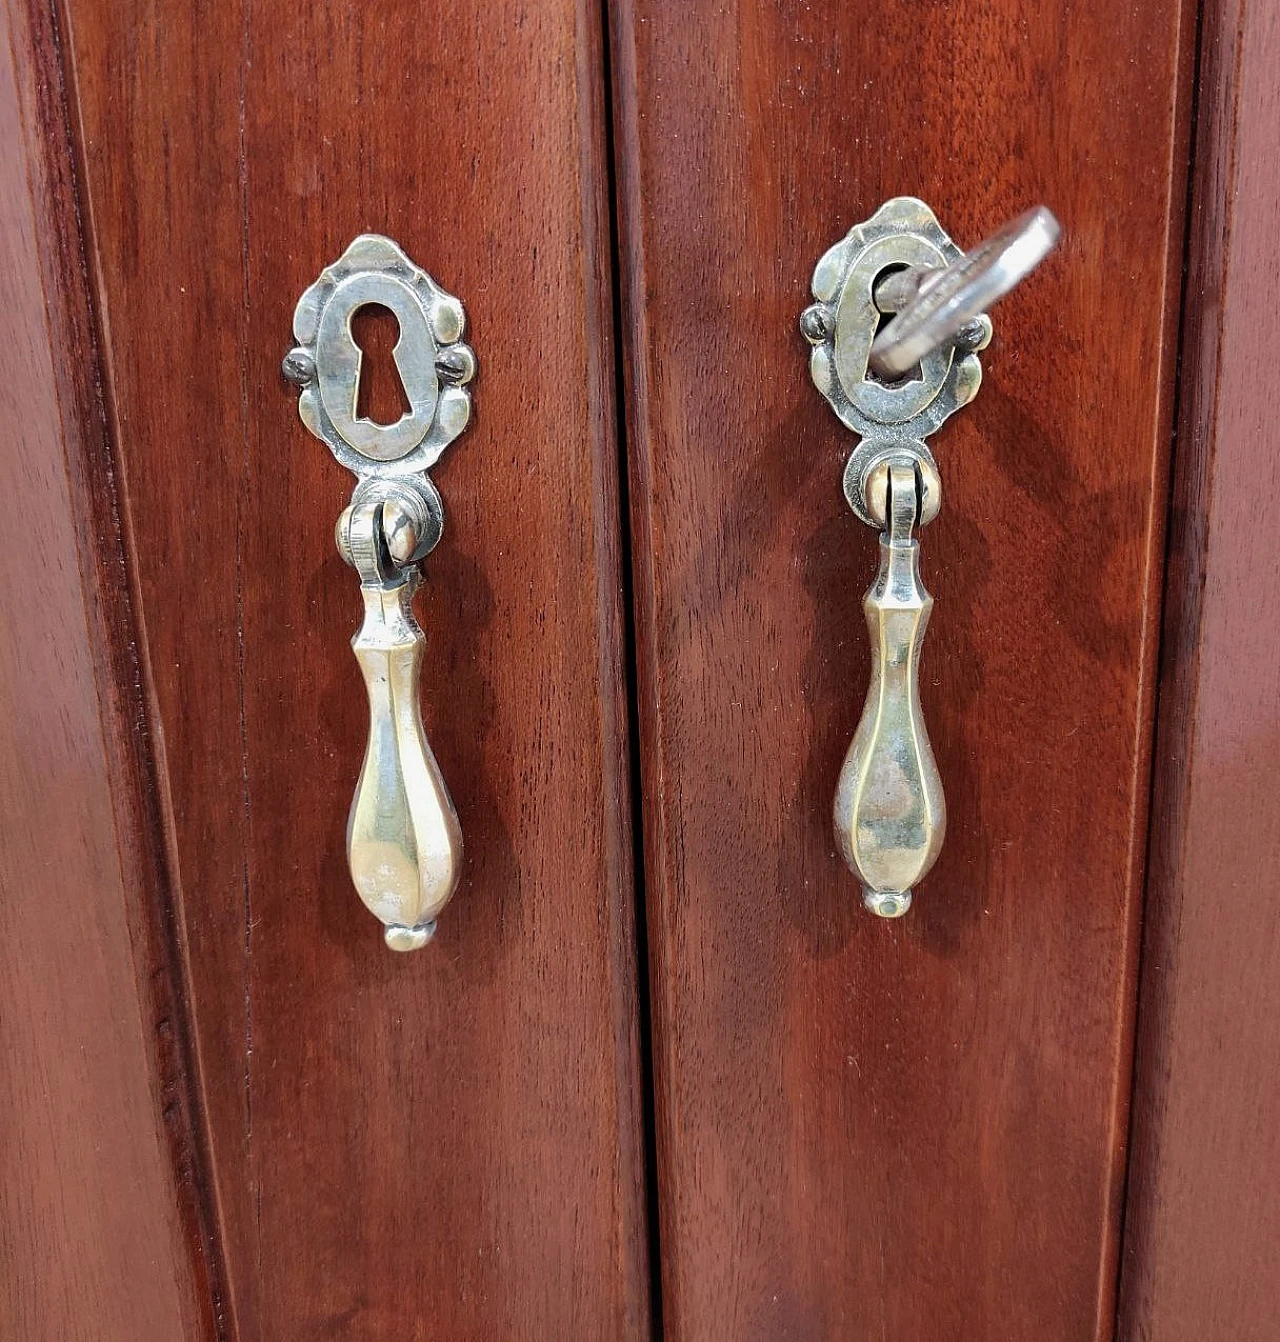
<box><xmin>339</xmin><ymin>487</ymin><xmax>462</xmax><ymax>952</ymax></box>
<box><xmin>801</xmin><ymin>197</ymin><xmax>1060</xmax><ymax>915</ymax></box>
<box><xmin>834</xmin><ymin>462</ymin><xmax>943</xmax><ymax>918</ymax></box>
<box><xmin>284</xmin><ymin>234</ymin><xmax>475</xmax><ymax>949</ymax></box>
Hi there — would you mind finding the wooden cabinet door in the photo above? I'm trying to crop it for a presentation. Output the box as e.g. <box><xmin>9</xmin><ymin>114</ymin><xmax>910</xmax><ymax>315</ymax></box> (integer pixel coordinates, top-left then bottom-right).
<box><xmin>5</xmin><ymin>0</ymin><xmax>1276</xmax><ymax>1336</ymax></box>
<box><xmin>609</xmin><ymin>0</ymin><xmax>1193</xmax><ymax>1337</ymax></box>
<box><xmin>2</xmin><ymin>0</ymin><xmax>649</xmax><ymax>1338</ymax></box>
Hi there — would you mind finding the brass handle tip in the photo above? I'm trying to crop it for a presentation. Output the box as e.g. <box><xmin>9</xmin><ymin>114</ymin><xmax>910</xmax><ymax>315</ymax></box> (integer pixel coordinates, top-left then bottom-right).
<box><xmin>863</xmin><ymin>890</ymin><xmax>912</xmax><ymax>919</ymax></box>
<box><xmin>384</xmin><ymin>922</ymin><xmax>437</xmax><ymax>952</ymax></box>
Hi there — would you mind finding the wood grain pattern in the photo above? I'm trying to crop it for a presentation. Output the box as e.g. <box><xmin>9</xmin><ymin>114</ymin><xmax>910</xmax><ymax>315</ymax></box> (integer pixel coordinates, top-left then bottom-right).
<box><xmin>0</xmin><ymin>0</ymin><xmax>218</xmax><ymax>1336</ymax></box>
<box><xmin>58</xmin><ymin>0</ymin><xmax>649</xmax><ymax>1335</ymax></box>
<box><xmin>1119</xmin><ymin>0</ymin><xmax>1280</xmax><ymax>1336</ymax></box>
<box><xmin>610</xmin><ymin>1</ymin><xmax>1193</xmax><ymax>1336</ymax></box>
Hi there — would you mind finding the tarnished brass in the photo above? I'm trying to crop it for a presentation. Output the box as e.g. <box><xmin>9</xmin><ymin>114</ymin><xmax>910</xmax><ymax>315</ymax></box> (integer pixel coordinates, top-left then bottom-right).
<box><xmin>834</xmin><ymin>463</ymin><xmax>943</xmax><ymax>917</ymax></box>
<box><xmin>802</xmin><ymin>198</ymin><xmax>1058</xmax><ymax>916</ymax></box>
<box><xmin>285</xmin><ymin>236</ymin><xmax>474</xmax><ymax>949</ymax></box>
<box><xmin>338</xmin><ymin>488</ymin><xmax>461</xmax><ymax>951</ymax></box>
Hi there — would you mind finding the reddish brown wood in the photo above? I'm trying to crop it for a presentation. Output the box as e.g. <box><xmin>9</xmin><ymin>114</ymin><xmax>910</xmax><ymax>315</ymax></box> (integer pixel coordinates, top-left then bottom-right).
<box><xmin>1119</xmin><ymin>1</ymin><xmax>1280</xmax><ymax>1336</ymax></box>
<box><xmin>57</xmin><ymin>0</ymin><xmax>650</xmax><ymax>1335</ymax></box>
<box><xmin>0</xmin><ymin>1</ymin><xmax>219</xmax><ymax>1336</ymax></box>
<box><xmin>610</xmin><ymin>1</ymin><xmax>1194</xmax><ymax>1336</ymax></box>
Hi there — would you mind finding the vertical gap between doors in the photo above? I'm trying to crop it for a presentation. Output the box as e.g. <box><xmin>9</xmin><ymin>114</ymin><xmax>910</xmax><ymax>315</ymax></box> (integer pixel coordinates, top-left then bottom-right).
<box><xmin>597</xmin><ymin>0</ymin><xmax>666</xmax><ymax>1334</ymax></box>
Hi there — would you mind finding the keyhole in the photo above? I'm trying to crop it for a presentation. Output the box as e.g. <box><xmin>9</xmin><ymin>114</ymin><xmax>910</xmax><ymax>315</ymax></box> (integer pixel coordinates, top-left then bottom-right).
<box><xmin>869</xmin><ymin>265</ymin><xmax>923</xmax><ymax>386</ymax></box>
<box><xmin>352</xmin><ymin>304</ymin><xmax>412</xmax><ymax>425</ymax></box>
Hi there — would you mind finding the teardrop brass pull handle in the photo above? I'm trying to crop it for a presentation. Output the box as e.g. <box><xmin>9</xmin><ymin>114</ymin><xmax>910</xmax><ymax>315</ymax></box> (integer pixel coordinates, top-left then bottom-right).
<box><xmin>834</xmin><ymin>461</ymin><xmax>943</xmax><ymax>919</ymax></box>
<box><xmin>284</xmin><ymin>235</ymin><xmax>475</xmax><ymax>949</ymax></box>
<box><xmin>802</xmin><ymin>198</ymin><xmax>1059</xmax><ymax>916</ymax></box>
<box><xmin>336</xmin><ymin>484</ymin><xmax>462</xmax><ymax>951</ymax></box>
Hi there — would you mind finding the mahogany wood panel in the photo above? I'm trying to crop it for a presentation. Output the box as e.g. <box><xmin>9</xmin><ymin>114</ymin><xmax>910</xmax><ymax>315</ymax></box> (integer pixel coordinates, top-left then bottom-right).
<box><xmin>610</xmin><ymin>1</ymin><xmax>1192</xmax><ymax>1336</ymax></box>
<box><xmin>0</xmin><ymin>0</ymin><xmax>216</xmax><ymax>1336</ymax></box>
<box><xmin>58</xmin><ymin>0</ymin><xmax>649</xmax><ymax>1336</ymax></box>
<box><xmin>1119</xmin><ymin>0</ymin><xmax>1280</xmax><ymax>1336</ymax></box>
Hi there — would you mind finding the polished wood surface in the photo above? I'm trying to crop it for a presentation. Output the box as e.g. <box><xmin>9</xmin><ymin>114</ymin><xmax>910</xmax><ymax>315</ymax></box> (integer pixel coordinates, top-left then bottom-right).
<box><xmin>1120</xmin><ymin>0</ymin><xmax>1280</xmax><ymax>1335</ymax></box>
<box><xmin>0</xmin><ymin>0</ymin><xmax>214</xmax><ymax>1335</ymax></box>
<box><xmin>58</xmin><ymin>0</ymin><xmax>649</xmax><ymax>1335</ymax></box>
<box><xmin>13</xmin><ymin>0</ymin><xmax>1273</xmax><ymax>1330</ymax></box>
<box><xmin>610</xmin><ymin>0</ymin><xmax>1193</xmax><ymax>1336</ymax></box>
